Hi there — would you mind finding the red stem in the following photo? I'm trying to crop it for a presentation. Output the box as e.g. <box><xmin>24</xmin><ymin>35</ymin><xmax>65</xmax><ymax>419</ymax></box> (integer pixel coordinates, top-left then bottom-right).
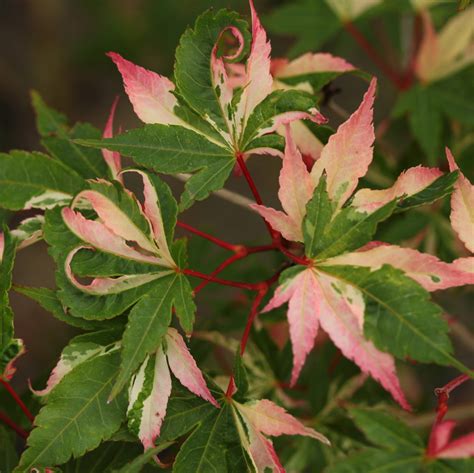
<box><xmin>193</xmin><ymin>244</ymin><xmax>278</xmax><ymax>295</ymax></box>
<box><xmin>0</xmin><ymin>410</ymin><xmax>29</xmax><ymax>439</ymax></box>
<box><xmin>193</xmin><ymin>253</ymin><xmax>244</xmax><ymax>295</ymax></box>
<box><xmin>426</xmin><ymin>374</ymin><xmax>470</xmax><ymax>456</ymax></box>
<box><xmin>0</xmin><ymin>379</ymin><xmax>34</xmax><ymax>423</ymax></box>
<box><xmin>239</xmin><ymin>286</ymin><xmax>269</xmax><ymax>355</ymax></box>
<box><xmin>225</xmin><ymin>268</ymin><xmax>284</xmax><ymax>398</ymax></box>
<box><xmin>344</xmin><ymin>21</ymin><xmax>405</xmax><ymax>90</ymax></box>
<box><xmin>236</xmin><ymin>152</ymin><xmax>280</xmax><ymax>243</ymax></box>
<box><xmin>183</xmin><ymin>268</ymin><xmax>259</xmax><ymax>291</ymax></box>
<box><xmin>177</xmin><ymin>221</ymin><xmax>238</xmax><ymax>252</ymax></box>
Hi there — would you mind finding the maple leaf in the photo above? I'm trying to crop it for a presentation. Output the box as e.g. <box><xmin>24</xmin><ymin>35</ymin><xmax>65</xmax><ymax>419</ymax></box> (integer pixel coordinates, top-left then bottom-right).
<box><xmin>62</xmin><ymin>170</ymin><xmax>177</xmax><ymax>291</ymax></box>
<box><xmin>101</xmin><ymin>97</ymin><xmax>122</xmax><ymax>181</ymax></box>
<box><xmin>233</xmin><ymin>398</ymin><xmax>329</xmax><ymax>472</ymax></box>
<box><xmin>127</xmin><ymin>328</ymin><xmax>218</xmax><ymax>450</ymax></box>
<box><xmin>80</xmin><ymin>0</ymin><xmax>327</xmax><ymax>209</ymax></box>
<box><xmin>0</xmin><ymin>229</ymin><xmax>25</xmax><ymax>381</ymax></box>
<box><xmin>415</xmin><ymin>7</ymin><xmax>474</xmax><ymax>83</ymax></box>
<box><xmin>228</xmin><ymin>52</ymin><xmax>355</xmax><ymax>161</ymax></box>
<box><xmin>446</xmin><ymin>148</ymin><xmax>474</xmax><ymax>254</ymax></box>
<box><xmin>252</xmin><ymin>78</ymin><xmax>472</xmax><ymax>409</ymax></box>
<box><xmin>427</xmin><ymin>420</ymin><xmax>474</xmax><ymax>459</ymax></box>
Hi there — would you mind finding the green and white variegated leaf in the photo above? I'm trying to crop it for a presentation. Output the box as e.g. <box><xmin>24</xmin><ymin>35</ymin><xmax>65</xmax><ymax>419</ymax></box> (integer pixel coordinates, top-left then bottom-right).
<box><xmin>31</xmin><ymin>329</ymin><xmax>121</xmax><ymax>397</ymax></box>
<box><xmin>0</xmin><ymin>151</ymin><xmax>85</xmax><ymax>211</ymax></box>
<box><xmin>0</xmin><ymin>228</ymin><xmax>24</xmax><ymax>380</ymax></box>
<box><xmin>10</xmin><ymin>215</ymin><xmax>45</xmax><ymax>250</ymax></box>
<box><xmin>78</xmin><ymin>4</ymin><xmax>327</xmax><ymax>209</ymax></box>
<box><xmin>15</xmin><ymin>351</ymin><xmax>127</xmax><ymax>472</ymax></box>
<box><xmin>76</xmin><ymin>125</ymin><xmax>235</xmax><ymax>211</ymax></box>
<box><xmin>157</xmin><ymin>379</ymin><xmax>327</xmax><ymax>472</ymax></box>
<box><xmin>272</xmin><ymin>52</ymin><xmax>356</xmax><ymax>92</ymax></box>
<box><xmin>127</xmin><ymin>329</ymin><xmax>218</xmax><ymax>450</ymax></box>
<box><xmin>302</xmin><ymin>176</ymin><xmax>334</xmax><ymax>258</ymax></box>
<box><xmin>43</xmin><ymin>170</ymin><xmax>195</xmax><ymax>336</ymax></box>
<box><xmin>318</xmin><ymin>264</ymin><xmax>470</xmax><ymax>375</ymax></box>
<box><xmin>31</xmin><ymin>91</ymin><xmax>110</xmax><ymax>180</ymax></box>
<box><xmin>312</xmin><ymin>200</ymin><xmax>397</xmax><ymax>260</ymax></box>
<box><xmin>110</xmin><ymin>271</ymin><xmax>196</xmax><ymax>399</ymax></box>
<box><xmin>44</xmin><ymin>207</ymin><xmax>169</xmax><ymax>321</ymax></box>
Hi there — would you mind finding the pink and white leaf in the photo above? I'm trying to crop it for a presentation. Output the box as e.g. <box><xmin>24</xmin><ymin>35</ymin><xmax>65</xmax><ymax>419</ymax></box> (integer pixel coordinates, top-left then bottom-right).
<box><xmin>415</xmin><ymin>9</ymin><xmax>474</xmax><ymax>83</ymax></box>
<box><xmin>277</xmin><ymin>120</ymin><xmax>324</xmax><ymax>162</ymax></box>
<box><xmin>108</xmin><ymin>52</ymin><xmax>184</xmax><ymax>127</ymax></box>
<box><xmin>102</xmin><ymin>97</ymin><xmax>122</xmax><ymax>180</ymax></box>
<box><xmin>211</xmin><ymin>26</ymin><xmax>245</xmax><ymax>143</ymax></box>
<box><xmin>128</xmin><ymin>348</ymin><xmax>173</xmax><ymax>450</ymax></box>
<box><xmin>165</xmin><ymin>328</ymin><xmax>219</xmax><ymax>407</ymax></box>
<box><xmin>245</xmin><ymin>428</ymin><xmax>285</xmax><ymax>473</ymax></box>
<box><xmin>120</xmin><ymin>169</ymin><xmax>175</xmax><ymax>267</ymax></box>
<box><xmin>0</xmin><ymin>232</ymin><xmax>4</xmax><ymax>263</ymax></box>
<box><xmin>446</xmin><ymin>148</ymin><xmax>474</xmax><ymax>253</ymax></box>
<box><xmin>273</xmin><ymin>53</ymin><xmax>355</xmax><ymax>80</ymax></box>
<box><xmin>326</xmin><ymin>244</ymin><xmax>474</xmax><ymax>291</ymax></box>
<box><xmin>11</xmin><ymin>215</ymin><xmax>45</xmax><ymax>251</ymax></box>
<box><xmin>263</xmin><ymin>269</ymin><xmax>321</xmax><ymax>386</ymax></box>
<box><xmin>279</xmin><ymin>126</ymin><xmax>314</xmax><ymax>231</ymax></box>
<box><xmin>250</xmin><ymin>205</ymin><xmax>301</xmax><ymax>242</ymax></box>
<box><xmin>234</xmin><ymin>0</ymin><xmax>273</xmax><ymax>134</ymax></box>
<box><xmin>72</xmin><ymin>189</ymin><xmax>156</xmax><ymax>254</ymax></box>
<box><xmin>31</xmin><ymin>342</ymin><xmax>105</xmax><ymax>396</ymax></box>
<box><xmin>250</xmin><ymin>126</ymin><xmax>315</xmax><ymax>242</ymax></box>
<box><xmin>315</xmin><ymin>269</ymin><xmax>410</xmax><ymax>410</ymax></box>
<box><xmin>237</xmin><ymin>399</ymin><xmax>329</xmax><ymax>444</ymax></box>
<box><xmin>64</xmin><ymin>247</ymin><xmax>171</xmax><ymax>295</ymax></box>
<box><xmin>430</xmin><ymin>420</ymin><xmax>474</xmax><ymax>459</ymax></box>
<box><xmin>254</xmin><ymin>108</ymin><xmax>326</xmax><ymax>140</ymax></box>
<box><xmin>453</xmin><ymin>257</ymin><xmax>474</xmax><ymax>274</ymax></box>
<box><xmin>311</xmin><ymin>78</ymin><xmax>377</xmax><ymax>210</ymax></box>
<box><xmin>62</xmin><ymin>208</ymin><xmax>163</xmax><ymax>265</ymax></box>
<box><xmin>352</xmin><ymin>166</ymin><xmax>442</xmax><ymax>213</ymax></box>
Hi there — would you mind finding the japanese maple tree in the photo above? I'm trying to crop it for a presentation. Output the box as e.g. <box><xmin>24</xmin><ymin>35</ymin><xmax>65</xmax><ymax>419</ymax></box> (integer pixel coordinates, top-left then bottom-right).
<box><xmin>0</xmin><ymin>0</ymin><xmax>473</xmax><ymax>472</ymax></box>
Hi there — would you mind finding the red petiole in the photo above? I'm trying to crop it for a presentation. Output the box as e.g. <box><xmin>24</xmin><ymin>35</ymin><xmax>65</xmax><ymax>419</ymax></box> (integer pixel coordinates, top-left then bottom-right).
<box><xmin>426</xmin><ymin>374</ymin><xmax>470</xmax><ymax>456</ymax></box>
<box><xmin>0</xmin><ymin>379</ymin><xmax>34</xmax><ymax>423</ymax></box>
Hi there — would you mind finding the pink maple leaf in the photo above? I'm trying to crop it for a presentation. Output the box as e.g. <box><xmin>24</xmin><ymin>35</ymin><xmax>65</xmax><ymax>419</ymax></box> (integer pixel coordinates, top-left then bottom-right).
<box><xmin>428</xmin><ymin>420</ymin><xmax>474</xmax><ymax>459</ymax></box>
<box><xmin>128</xmin><ymin>328</ymin><xmax>219</xmax><ymax>450</ymax></box>
<box><xmin>108</xmin><ymin>0</ymin><xmax>325</xmax><ymax>154</ymax></box>
<box><xmin>234</xmin><ymin>398</ymin><xmax>329</xmax><ymax>472</ymax></box>
<box><xmin>253</xmin><ymin>79</ymin><xmax>472</xmax><ymax>410</ymax></box>
<box><xmin>446</xmin><ymin>148</ymin><xmax>474</xmax><ymax>254</ymax></box>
